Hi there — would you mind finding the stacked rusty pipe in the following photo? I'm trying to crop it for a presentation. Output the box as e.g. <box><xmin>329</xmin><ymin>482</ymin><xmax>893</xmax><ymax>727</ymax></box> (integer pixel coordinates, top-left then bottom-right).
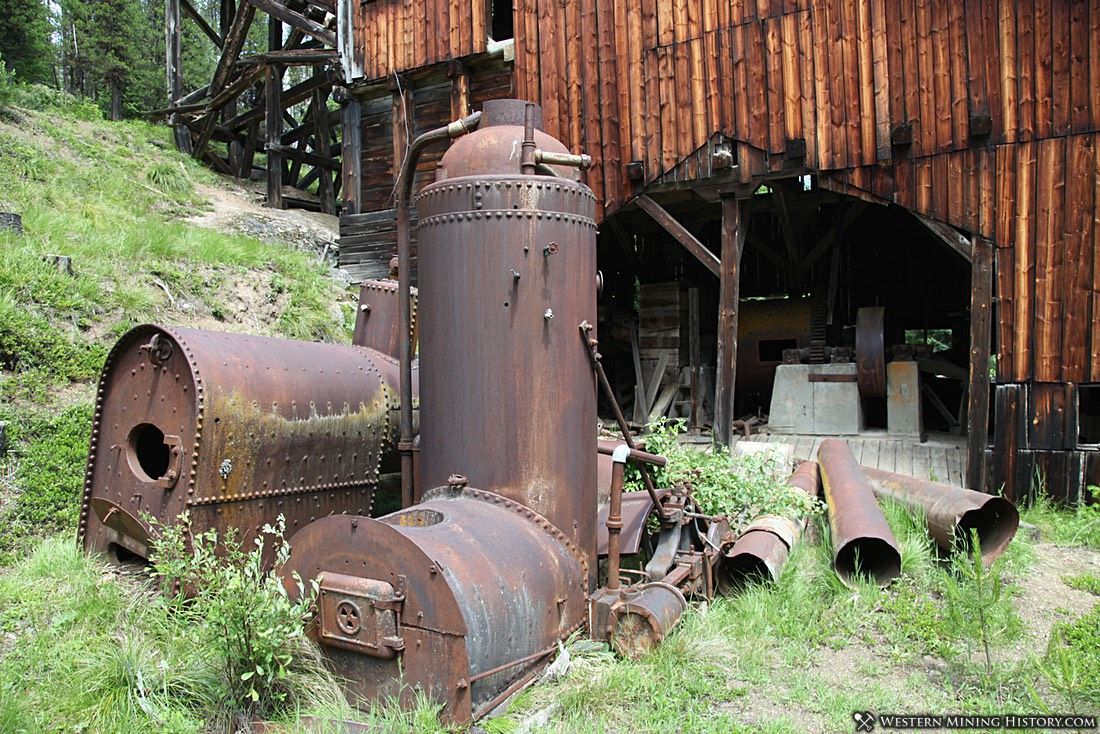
<box><xmin>720</xmin><ymin>461</ymin><xmax>820</xmax><ymax>589</ymax></box>
<box><xmin>818</xmin><ymin>439</ymin><xmax>902</xmax><ymax>587</ymax></box>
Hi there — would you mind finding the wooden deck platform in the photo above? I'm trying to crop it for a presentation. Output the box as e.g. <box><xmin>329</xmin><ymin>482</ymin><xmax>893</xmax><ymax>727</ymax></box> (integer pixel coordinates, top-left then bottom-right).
<box><xmin>728</xmin><ymin>431</ymin><xmax>968</xmax><ymax>487</ymax></box>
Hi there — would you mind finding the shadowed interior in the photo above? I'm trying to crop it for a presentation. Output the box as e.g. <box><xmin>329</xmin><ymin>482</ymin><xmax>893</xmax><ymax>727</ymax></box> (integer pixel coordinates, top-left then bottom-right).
<box><xmin>127</xmin><ymin>423</ymin><xmax>169</xmax><ymax>482</ymax></box>
<box><xmin>956</xmin><ymin>499</ymin><xmax>1020</xmax><ymax>562</ymax></box>
<box><xmin>835</xmin><ymin>537</ymin><xmax>901</xmax><ymax>586</ymax></box>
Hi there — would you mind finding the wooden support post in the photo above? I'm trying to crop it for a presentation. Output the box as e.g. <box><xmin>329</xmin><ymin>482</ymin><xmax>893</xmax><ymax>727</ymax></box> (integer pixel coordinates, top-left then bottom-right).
<box><xmin>166</xmin><ymin>0</ymin><xmax>190</xmax><ymax>152</ymax></box>
<box><xmin>220</xmin><ymin>0</ymin><xmax>242</xmax><ymax>174</ymax></box>
<box><xmin>715</xmin><ymin>197</ymin><xmax>747</xmax><ymax>446</ymax></box>
<box><xmin>265</xmin><ymin>64</ymin><xmax>283</xmax><ymax>209</ymax></box>
<box><xmin>636</xmin><ymin>195</ymin><xmax>721</xmax><ymax>276</ymax></box>
<box><xmin>311</xmin><ymin>87</ymin><xmax>335</xmax><ymax>214</ymax></box>
<box><xmin>688</xmin><ymin>286</ymin><xmax>701</xmax><ymax>429</ymax></box>
<box><xmin>183</xmin><ymin>0</ymin><xmax>224</xmax><ymax>48</ymax></box>
<box><xmin>448</xmin><ymin>60</ymin><xmax>470</xmax><ymax>120</ymax></box>
<box><xmin>247</xmin><ymin>0</ymin><xmax>337</xmax><ymax>47</ymax></box>
<box><xmin>966</xmin><ymin>236</ymin><xmax>993</xmax><ymax>490</ymax></box>
<box><xmin>391</xmin><ymin>78</ymin><xmax>410</xmax><ymax>186</ymax></box>
<box><xmin>340</xmin><ymin>95</ymin><xmax>362</xmax><ymax>215</ymax></box>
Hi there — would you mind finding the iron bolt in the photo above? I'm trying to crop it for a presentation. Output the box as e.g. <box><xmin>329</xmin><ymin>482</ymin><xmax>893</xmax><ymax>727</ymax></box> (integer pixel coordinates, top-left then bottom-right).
<box><xmin>544</xmin><ymin>308</ymin><xmax>554</xmax><ymax>320</ymax></box>
<box><xmin>511</xmin><ymin>269</ymin><xmax>521</xmax><ymax>281</ymax></box>
<box><xmin>218</xmin><ymin>458</ymin><xmax>233</xmax><ymax>479</ymax></box>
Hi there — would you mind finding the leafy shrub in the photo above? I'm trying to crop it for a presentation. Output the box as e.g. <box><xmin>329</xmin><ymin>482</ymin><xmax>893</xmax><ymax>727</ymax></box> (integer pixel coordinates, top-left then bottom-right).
<box><xmin>627</xmin><ymin>419</ymin><xmax>822</xmax><ymax>530</ymax></box>
<box><xmin>148</xmin><ymin>514</ymin><xmax>333</xmax><ymax>723</ymax></box>
<box><xmin>0</xmin><ymin>55</ymin><xmax>13</xmax><ymax>109</ymax></box>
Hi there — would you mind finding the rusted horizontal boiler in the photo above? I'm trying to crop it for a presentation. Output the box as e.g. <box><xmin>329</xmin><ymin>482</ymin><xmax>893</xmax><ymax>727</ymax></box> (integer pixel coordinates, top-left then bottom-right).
<box><xmin>79</xmin><ymin>324</ymin><xmax>416</xmax><ymax>563</ymax></box>
<box><xmin>720</xmin><ymin>461</ymin><xmax>820</xmax><ymax>589</ymax></box>
<box><xmin>281</xmin><ymin>484</ymin><xmax>587</xmax><ymax>722</ymax></box>
<box><xmin>862</xmin><ymin>467</ymin><xmax>1018</xmax><ymax>564</ymax></box>
<box><xmin>818</xmin><ymin>439</ymin><xmax>901</xmax><ymax>587</ymax></box>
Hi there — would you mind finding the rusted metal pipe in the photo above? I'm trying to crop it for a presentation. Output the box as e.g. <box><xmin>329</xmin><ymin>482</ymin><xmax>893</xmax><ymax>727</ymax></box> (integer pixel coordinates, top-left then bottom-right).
<box><xmin>605</xmin><ymin>445</ymin><xmax>630</xmax><ymax>591</ymax></box>
<box><xmin>862</xmin><ymin>467</ymin><xmax>1018</xmax><ymax>564</ymax></box>
<box><xmin>395</xmin><ymin>110</ymin><xmax>482</xmax><ymax>508</ymax></box>
<box><xmin>596</xmin><ymin>443</ymin><xmax>668</xmax><ymax>467</ymax></box>
<box><xmin>818</xmin><ymin>439</ymin><xmax>901</xmax><ymax>587</ymax></box>
<box><xmin>720</xmin><ymin>461</ymin><xmax>820</xmax><ymax>589</ymax></box>
<box><xmin>580</xmin><ymin>323</ymin><xmax>667</xmax><ymax>520</ymax></box>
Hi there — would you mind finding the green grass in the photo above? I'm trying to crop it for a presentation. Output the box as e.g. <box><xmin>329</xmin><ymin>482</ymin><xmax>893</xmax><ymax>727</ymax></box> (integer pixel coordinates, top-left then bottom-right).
<box><xmin>1020</xmin><ymin>485</ymin><xmax>1100</xmax><ymax>549</ymax></box>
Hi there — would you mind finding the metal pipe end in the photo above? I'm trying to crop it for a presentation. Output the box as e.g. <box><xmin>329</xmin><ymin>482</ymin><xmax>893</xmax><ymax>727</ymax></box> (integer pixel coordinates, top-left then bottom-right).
<box><xmin>955</xmin><ymin>497</ymin><xmax>1019</xmax><ymax>565</ymax></box>
<box><xmin>833</xmin><ymin>537</ymin><xmax>901</xmax><ymax>588</ymax></box>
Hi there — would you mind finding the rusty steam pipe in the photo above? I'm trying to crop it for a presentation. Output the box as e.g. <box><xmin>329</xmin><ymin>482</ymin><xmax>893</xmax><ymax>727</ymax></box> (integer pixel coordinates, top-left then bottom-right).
<box><xmin>862</xmin><ymin>467</ymin><xmax>1018</xmax><ymax>564</ymax></box>
<box><xmin>720</xmin><ymin>461</ymin><xmax>820</xmax><ymax>589</ymax></box>
<box><xmin>818</xmin><ymin>439</ymin><xmax>902</xmax><ymax>587</ymax></box>
<box><xmin>395</xmin><ymin>111</ymin><xmax>482</xmax><ymax>507</ymax></box>
<box><xmin>605</xmin><ymin>445</ymin><xmax>629</xmax><ymax>591</ymax></box>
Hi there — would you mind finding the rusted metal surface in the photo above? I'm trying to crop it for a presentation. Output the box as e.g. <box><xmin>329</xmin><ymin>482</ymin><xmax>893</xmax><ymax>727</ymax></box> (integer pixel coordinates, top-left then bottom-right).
<box><xmin>350</xmin><ymin>279</ymin><xmax>418</xmax><ymax>360</ymax></box>
<box><xmin>720</xmin><ymin>461</ymin><xmax>820</xmax><ymax>588</ymax></box>
<box><xmin>416</xmin><ymin>99</ymin><xmax>599</xmax><ymax>580</ymax></box>
<box><xmin>818</xmin><ymin>439</ymin><xmax>901</xmax><ymax>587</ymax></box>
<box><xmin>862</xmin><ymin>467</ymin><xmax>1018</xmax><ymax>564</ymax></box>
<box><xmin>282</xmin><ymin>486</ymin><xmax>586</xmax><ymax>722</ymax></box>
<box><xmin>607</xmin><ymin>582</ymin><xmax>688</xmax><ymax>659</ymax></box>
<box><xmin>855</xmin><ymin>306</ymin><xmax>887</xmax><ymax>399</ymax></box>
<box><xmin>79</xmin><ymin>324</ymin><xmax>408</xmax><ymax>563</ymax></box>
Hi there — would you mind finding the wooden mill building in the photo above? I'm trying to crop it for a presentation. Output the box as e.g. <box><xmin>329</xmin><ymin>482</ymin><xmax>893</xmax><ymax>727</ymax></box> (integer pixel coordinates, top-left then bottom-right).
<box><xmin>165</xmin><ymin>0</ymin><xmax>1100</xmax><ymax>504</ymax></box>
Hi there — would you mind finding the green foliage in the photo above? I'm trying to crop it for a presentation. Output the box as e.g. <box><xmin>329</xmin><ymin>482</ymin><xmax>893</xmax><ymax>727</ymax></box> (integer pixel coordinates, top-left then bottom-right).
<box><xmin>0</xmin><ymin>403</ymin><xmax>93</xmax><ymax>561</ymax></box>
<box><xmin>1040</xmin><ymin>604</ymin><xmax>1100</xmax><ymax>710</ymax></box>
<box><xmin>1021</xmin><ymin>485</ymin><xmax>1100</xmax><ymax>549</ymax></box>
<box><xmin>148</xmin><ymin>515</ymin><xmax>334</xmax><ymax>722</ymax></box>
<box><xmin>145</xmin><ymin>161</ymin><xmax>194</xmax><ymax>196</ymax></box>
<box><xmin>627</xmin><ymin>420</ymin><xmax>822</xmax><ymax>530</ymax></box>
<box><xmin>0</xmin><ymin>0</ymin><xmax>54</xmax><ymax>85</ymax></box>
<box><xmin>1063</xmin><ymin>571</ymin><xmax>1100</xmax><ymax>596</ymax></box>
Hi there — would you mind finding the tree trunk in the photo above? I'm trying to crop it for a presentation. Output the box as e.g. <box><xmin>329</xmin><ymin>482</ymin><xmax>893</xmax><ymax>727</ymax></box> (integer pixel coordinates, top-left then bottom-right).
<box><xmin>109</xmin><ymin>78</ymin><xmax>123</xmax><ymax>121</ymax></box>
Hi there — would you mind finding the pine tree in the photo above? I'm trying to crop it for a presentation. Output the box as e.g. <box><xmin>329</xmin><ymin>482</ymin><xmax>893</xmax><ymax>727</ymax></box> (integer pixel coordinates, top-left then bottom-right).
<box><xmin>0</xmin><ymin>0</ymin><xmax>54</xmax><ymax>84</ymax></box>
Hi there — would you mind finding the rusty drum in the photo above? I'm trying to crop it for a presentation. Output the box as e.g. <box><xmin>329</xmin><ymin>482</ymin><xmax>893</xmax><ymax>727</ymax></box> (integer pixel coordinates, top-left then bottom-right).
<box><xmin>79</xmin><ymin>324</ymin><xmax>413</xmax><ymax>563</ymax></box>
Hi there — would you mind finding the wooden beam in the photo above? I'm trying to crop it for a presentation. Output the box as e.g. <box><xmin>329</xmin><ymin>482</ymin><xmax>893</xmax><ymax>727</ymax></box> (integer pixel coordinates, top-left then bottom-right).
<box><xmin>265</xmin><ymin>64</ymin><xmax>284</xmax><ymax>209</ymax></box>
<box><xmin>265</xmin><ymin>143</ymin><xmax>339</xmax><ymax>170</ymax></box>
<box><xmin>448</xmin><ymin>59</ymin><xmax>470</xmax><ymax>119</ymax></box>
<box><xmin>193</xmin><ymin>0</ymin><xmax>256</xmax><ymax>158</ymax></box>
<box><xmin>392</xmin><ymin>81</ymin><xmax>410</xmax><ymax>187</ymax></box>
<box><xmin>166</xmin><ymin>0</ymin><xmax>191</xmax><ymax>152</ymax></box>
<box><xmin>688</xmin><ymin>287</ymin><xmax>701</xmax><ymax>429</ymax></box>
<box><xmin>311</xmin><ymin>87</ymin><xmax>336</xmax><ymax>214</ymax></box>
<box><xmin>246</xmin><ymin>0</ymin><xmax>336</xmax><ymax>47</ymax></box>
<box><xmin>965</xmin><ymin>236</ymin><xmax>993</xmax><ymax>490</ymax></box>
<box><xmin>800</xmin><ymin>202</ymin><xmax>868</xmax><ymax>271</ymax></box>
<box><xmin>746</xmin><ymin>232</ymin><xmax>788</xmax><ymax>271</ymax></box>
<box><xmin>223</xmin><ymin>71</ymin><xmax>331</xmax><ymax>130</ymax></box>
<box><xmin>772</xmin><ymin>186</ymin><xmax>802</xmax><ymax>284</ymax></box>
<box><xmin>714</xmin><ymin>196</ymin><xmax>748</xmax><ymax>446</ymax></box>
<box><xmin>914</xmin><ymin>212</ymin><xmax>973</xmax><ymax>262</ymax></box>
<box><xmin>238</xmin><ymin>48</ymin><xmax>338</xmax><ymax>65</ymax></box>
<box><xmin>182</xmin><ymin>0</ymin><xmax>223</xmax><ymax>48</ymax></box>
<box><xmin>340</xmin><ymin>96</ymin><xmax>362</xmax><ymax>214</ymax></box>
<box><xmin>636</xmin><ymin>195</ymin><xmax>720</xmax><ymax>277</ymax></box>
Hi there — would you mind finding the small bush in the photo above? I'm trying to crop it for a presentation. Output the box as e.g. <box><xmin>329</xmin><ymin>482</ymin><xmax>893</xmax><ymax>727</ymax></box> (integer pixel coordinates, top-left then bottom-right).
<box><xmin>1041</xmin><ymin>604</ymin><xmax>1100</xmax><ymax>709</ymax></box>
<box><xmin>148</xmin><ymin>514</ymin><xmax>336</xmax><ymax>724</ymax></box>
<box><xmin>627</xmin><ymin>419</ymin><xmax>822</xmax><ymax>530</ymax></box>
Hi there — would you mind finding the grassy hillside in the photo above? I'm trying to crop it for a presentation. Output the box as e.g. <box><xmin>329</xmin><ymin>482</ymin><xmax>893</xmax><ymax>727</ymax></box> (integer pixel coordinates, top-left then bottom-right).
<box><xmin>0</xmin><ymin>83</ymin><xmax>353</xmax><ymax>559</ymax></box>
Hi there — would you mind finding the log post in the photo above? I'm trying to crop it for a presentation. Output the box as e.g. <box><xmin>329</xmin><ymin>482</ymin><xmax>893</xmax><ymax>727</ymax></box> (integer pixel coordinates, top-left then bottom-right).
<box><xmin>340</xmin><ymin>94</ymin><xmax>362</xmax><ymax>215</ymax></box>
<box><xmin>166</xmin><ymin>0</ymin><xmax>190</xmax><ymax>152</ymax></box>
<box><xmin>715</xmin><ymin>196</ymin><xmax>747</xmax><ymax>446</ymax></box>
<box><xmin>265</xmin><ymin>64</ymin><xmax>283</xmax><ymax>209</ymax></box>
<box><xmin>966</xmin><ymin>236</ymin><xmax>994</xmax><ymax>490</ymax></box>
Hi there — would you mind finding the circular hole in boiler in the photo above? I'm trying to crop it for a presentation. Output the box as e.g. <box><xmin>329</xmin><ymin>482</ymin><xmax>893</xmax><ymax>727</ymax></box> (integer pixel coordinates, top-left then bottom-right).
<box><xmin>127</xmin><ymin>423</ymin><xmax>170</xmax><ymax>481</ymax></box>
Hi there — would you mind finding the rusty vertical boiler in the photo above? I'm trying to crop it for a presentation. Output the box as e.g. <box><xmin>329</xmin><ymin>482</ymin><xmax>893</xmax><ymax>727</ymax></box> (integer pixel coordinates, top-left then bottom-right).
<box><xmin>416</xmin><ymin>99</ymin><xmax>599</xmax><ymax>574</ymax></box>
<box><xmin>283</xmin><ymin>100</ymin><xmax>599</xmax><ymax>722</ymax></box>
